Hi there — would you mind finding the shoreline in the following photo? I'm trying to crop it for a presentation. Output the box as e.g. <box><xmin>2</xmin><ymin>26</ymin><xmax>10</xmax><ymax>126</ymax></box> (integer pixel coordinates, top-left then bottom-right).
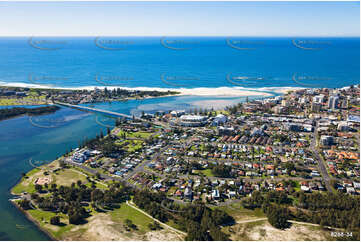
<box><xmin>0</xmin><ymin>82</ymin><xmax>303</xmax><ymax>99</ymax></box>
<box><xmin>10</xmin><ymin>200</ymin><xmax>56</xmax><ymax>241</ymax></box>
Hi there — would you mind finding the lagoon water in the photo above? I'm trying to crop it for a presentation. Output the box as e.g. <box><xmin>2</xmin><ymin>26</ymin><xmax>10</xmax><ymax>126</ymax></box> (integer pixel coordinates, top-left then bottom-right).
<box><xmin>0</xmin><ymin>37</ymin><xmax>359</xmax><ymax>240</ymax></box>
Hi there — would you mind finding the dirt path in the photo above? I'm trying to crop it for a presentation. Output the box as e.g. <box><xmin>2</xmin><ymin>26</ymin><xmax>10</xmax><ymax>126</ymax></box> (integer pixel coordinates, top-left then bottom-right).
<box><xmin>236</xmin><ymin>218</ymin><xmax>268</xmax><ymax>224</ymax></box>
<box><xmin>234</xmin><ymin>217</ymin><xmax>342</xmax><ymax>231</ymax></box>
<box><xmin>126</xmin><ymin>200</ymin><xmax>187</xmax><ymax>239</ymax></box>
<box><xmin>70</xmin><ymin>168</ymin><xmax>108</xmax><ymax>187</ymax></box>
<box><xmin>289</xmin><ymin>220</ymin><xmax>343</xmax><ymax>231</ymax></box>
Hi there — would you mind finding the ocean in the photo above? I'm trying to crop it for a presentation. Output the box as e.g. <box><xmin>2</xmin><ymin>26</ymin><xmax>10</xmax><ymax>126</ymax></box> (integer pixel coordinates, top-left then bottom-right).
<box><xmin>0</xmin><ymin>37</ymin><xmax>359</xmax><ymax>90</ymax></box>
<box><xmin>0</xmin><ymin>37</ymin><xmax>359</xmax><ymax>240</ymax></box>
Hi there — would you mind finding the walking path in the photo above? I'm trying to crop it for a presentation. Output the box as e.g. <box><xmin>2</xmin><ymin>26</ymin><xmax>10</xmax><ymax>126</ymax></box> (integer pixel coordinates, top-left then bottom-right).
<box><xmin>232</xmin><ymin>217</ymin><xmax>343</xmax><ymax>231</ymax></box>
<box><xmin>70</xmin><ymin>168</ymin><xmax>108</xmax><ymax>187</ymax></box>
<box><xmin>126</xmin><ymin>200</ymin><xmax>187</xmax><ymax>238</ymax></box>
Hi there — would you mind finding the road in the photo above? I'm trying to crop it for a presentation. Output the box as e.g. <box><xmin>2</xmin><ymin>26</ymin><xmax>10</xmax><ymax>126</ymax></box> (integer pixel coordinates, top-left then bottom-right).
<box><xmin>310</xmin><ymin>121</ymin><xmax>332</xmax><ymax>192</ymax></box>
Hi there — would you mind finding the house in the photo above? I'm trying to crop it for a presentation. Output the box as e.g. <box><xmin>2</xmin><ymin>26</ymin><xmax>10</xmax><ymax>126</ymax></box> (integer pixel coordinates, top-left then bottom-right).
<box><xmin>213</xmin><ymin>114</ymin><xmax>227</xmax><ymax>126</ymax></box>
<box><xmin>174</xmin><ymin>190</ymin><xmax>183</xmax><ymax>197</ymax></box>
<box><xmin>228</xmin><ymin>190</ymin><xmax>236</xmax><ymax>198</ymax></box>
<box><xmin>211</xmin><ymin>189</ymin><xmax>220</xmax><ymax>200</ymax></box>
<box><xmin>184</xmin><ymin>187</ymin><xmax>193</xmax><ymax>200</ymax></box>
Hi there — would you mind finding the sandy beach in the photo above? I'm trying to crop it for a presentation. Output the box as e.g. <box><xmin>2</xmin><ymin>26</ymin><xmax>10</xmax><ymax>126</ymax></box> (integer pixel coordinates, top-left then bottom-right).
<box><xmin>0</xmin><ymin>82</ymin><xmax>302</xmax><ymax>97</ymax></box>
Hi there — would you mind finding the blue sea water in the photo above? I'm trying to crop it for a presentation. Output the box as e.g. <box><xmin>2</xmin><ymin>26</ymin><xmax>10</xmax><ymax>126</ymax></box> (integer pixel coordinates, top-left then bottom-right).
<box><xmin>0</xmin><ymin>37</ymin><xmax>359</xmax><ymax>90</ymax></box>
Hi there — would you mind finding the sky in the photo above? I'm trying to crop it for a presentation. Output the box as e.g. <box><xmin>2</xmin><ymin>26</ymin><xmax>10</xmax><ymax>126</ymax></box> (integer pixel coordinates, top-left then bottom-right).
<box><xmin>0</xmin><ymin>1</ymin><xmax>359</xmax><ymax>36</ymax></box>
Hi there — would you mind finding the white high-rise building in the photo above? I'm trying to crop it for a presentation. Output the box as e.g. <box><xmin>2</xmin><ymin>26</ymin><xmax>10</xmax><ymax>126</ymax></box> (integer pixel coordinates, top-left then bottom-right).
<box><xmin>328</xmin><ymin>96</ymin><xmax>339</xmax><ymax>109</ymax></box>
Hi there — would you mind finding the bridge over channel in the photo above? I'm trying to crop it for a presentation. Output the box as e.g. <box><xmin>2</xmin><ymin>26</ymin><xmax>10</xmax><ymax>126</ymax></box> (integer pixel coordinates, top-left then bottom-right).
<box><xmin>54</xmin><ymin>102</ymin><xmax>147</xmax><ymax>122</ymax></box>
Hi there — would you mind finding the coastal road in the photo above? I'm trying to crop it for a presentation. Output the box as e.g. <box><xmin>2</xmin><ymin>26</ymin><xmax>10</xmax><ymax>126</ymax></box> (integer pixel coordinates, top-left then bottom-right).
<box><xmin>310</xmin><ymin>121</ymin><xmax>332</xmax><ymax>192</ymax></box>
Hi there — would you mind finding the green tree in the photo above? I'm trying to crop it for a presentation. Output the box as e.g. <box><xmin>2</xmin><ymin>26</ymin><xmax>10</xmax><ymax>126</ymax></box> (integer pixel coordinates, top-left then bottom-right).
<box><xmin>266</xmin><ymin>205</ymin><xmax>290</xmax><ymax>230</ymax></box>
<box><xmin>50</xmin><ymin>216</ymin><xmax>60</xmax><ymax>225</ymax></box>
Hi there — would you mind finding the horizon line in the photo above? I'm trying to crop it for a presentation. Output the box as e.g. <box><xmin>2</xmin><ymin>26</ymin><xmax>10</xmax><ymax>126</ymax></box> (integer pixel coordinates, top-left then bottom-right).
<box><xmin>0</xmin><ymin>35</ymin><xmax>359</xmax><ymax>38</ymax></box>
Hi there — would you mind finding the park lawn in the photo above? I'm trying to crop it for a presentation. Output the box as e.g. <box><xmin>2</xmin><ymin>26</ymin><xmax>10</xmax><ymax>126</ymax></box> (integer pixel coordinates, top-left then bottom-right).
<box><xmin>117</xmin><ymin>130</ymin><xmax>153</xmax><ymax>139</ymax></box>
<box><xmin>13</xmin><ymin>167</ymin><xmax>89</xmax><ymax>195</ymax></box>
<box><xmin>167</xmin><ymin>186</ymin><xmax>177</xmax><ymax>196</ymax></box>
<box><xmin>12</xmin><ymin>179</ymin><xmax>36</xmax><ymax>194</ymax></box>
<box><xmin>0</xmin><ymin>95</ymin><xmax>47</xmax><ymax>106</ymax></box>
<box><xmin>217</xmin><ymin>202</ymin><xmax>265</xmax><ymax>221</ymax></box>
<box><xmin>12</xmin><ymin>168</ymin><xmax>43</xmax><ymax>194</ymax></box>
<box><xmin>27</xmin><ymin>208</ymin><xmax>76</xmax><ymax>240</ymax></box>
<box><xmin>130</xmin><ymin>131</ymin><xmax>153</xmax><ymax>139</ymax></box>
<box><xmin>165</xmin><ymin>219</ymin><xmax>185</xmax><ymax>232</ymax></box>
<box><xmin>125</xmin><ymin>140</ymin><xmax>144</xmax><ymax>152</ymax></box>
<box><xmin>294</xmin><ymin>181</ymin><xmax>301</xmax><ymax>192</ymax></box>
<box><xmin>194</xmin><ymin>169</ymin><xmax>213</xmax><ymax>177</ymax></box>
<box><xmin>51</xmin><ymin>168</ymin><xmax>88</xmax><ymax>187</ymax></box>
<box><xmin>109</xmin><ymin>202</ymin><xmax>153</xmax><ymax>234</ymax></box>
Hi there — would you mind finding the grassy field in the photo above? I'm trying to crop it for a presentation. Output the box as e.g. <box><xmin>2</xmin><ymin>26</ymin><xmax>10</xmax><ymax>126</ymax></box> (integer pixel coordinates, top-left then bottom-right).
<box><xmin>117</xmin><ymin>130</ymin><xmax>153</xmax><ymax>139</ymax></box>
<box><xmin>217</xmin><ymin>202</ymin><xmax>265</xmax><ymax>221</ymax></box>
<box><xmin>116</xmin><ymin>139</ymin><xmax>144</xmax><ymax>152</ymax></box>
<box><xmin>27</xmin><ymin>209</ymin><xmax>75</xmax><ymax>240</ymax></box>
<box><xmin>193</xmin><ymin>169</ymin><xmax>213</xmax><ymax>177</ymax></box>
<box><xmin>0</xmin><ymin>95</ymin><xmax>47</xmax><ymax>106</ymax></box>
<box><xmin>12</xmin><ymin>160</ymin><xmax>109</xmax><ymax>195</ymax></box>
<box><xmin>12</xmin><ymin>168</ymin><xmax>42</xmax><ymax>194</ymax></box>
<box><xmin>20</xmin><ymin>200</ymin><xmax>155</xmax><ymax>240</ymax></box>
<box><xmin>109</xmin><ymin>203</ymin><xmax>153</xmax><ymax>234</ymax></box>
<box><xmin>51</xmin><ymin>169</ymin><xmax>88</xmax><ymax>187</ymax></box>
